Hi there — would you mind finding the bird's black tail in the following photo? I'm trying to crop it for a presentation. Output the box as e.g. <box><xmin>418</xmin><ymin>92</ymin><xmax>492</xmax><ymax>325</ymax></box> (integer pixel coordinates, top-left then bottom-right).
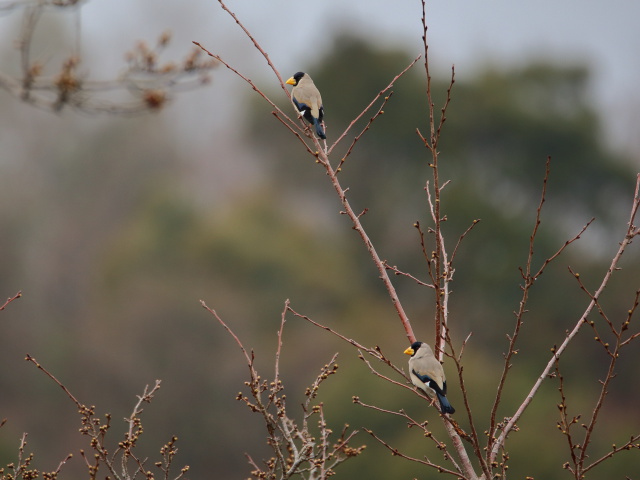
<box><xmin>313</xmin><ymin>118</ymin><xmax>326</xmax><ymax>139</ymax></box>
<box><xmin>437</xmin><ymin>393</ymin><xmax>455</xmax><ymax>415</ymax></box>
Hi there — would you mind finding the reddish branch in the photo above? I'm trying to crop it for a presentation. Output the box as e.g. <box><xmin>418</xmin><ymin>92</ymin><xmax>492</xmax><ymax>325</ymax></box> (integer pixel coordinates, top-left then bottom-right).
<box><xmin>320</xmin><ymin>156</ymin><xmax>416</xmax><ymax>342</ymax></box>
<box><xmin>0</xmin><ymin>290</ymin><xmax>22</xmax><ymax>312</ymax></box>
<box><xmin>196</xmin><ymin>3</ymin><xmax>423</xmax><ymax>344</ymax></box>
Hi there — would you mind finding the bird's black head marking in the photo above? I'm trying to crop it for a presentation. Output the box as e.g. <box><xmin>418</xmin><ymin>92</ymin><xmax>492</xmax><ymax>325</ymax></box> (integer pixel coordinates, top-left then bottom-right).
<box><xmin>408</xmin><ymin>341</ymin><xmax>423</xmax><ymax>356</ymax></box>
<box><xmin>290</xmin><ymin>71</ymin><xmax>305</xmax><ymax>85</ymax></box>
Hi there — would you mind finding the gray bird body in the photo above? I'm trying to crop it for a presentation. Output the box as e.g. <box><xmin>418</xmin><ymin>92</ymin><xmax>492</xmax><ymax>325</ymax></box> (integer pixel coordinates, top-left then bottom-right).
<box><xmin>404</xmin><ymin>341</ymin><xmax>455</xmax><ymax>414</ymax></box>
<box><xmin>286</xmin><ymin>72</ymin><xmax>326</xmax><ymax>139</ymax></box>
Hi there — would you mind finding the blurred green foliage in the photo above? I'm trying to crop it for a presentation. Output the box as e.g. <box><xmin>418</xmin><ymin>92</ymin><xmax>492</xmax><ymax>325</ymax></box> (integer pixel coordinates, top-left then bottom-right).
<box><xmin>1</xmin><ymin>32</ymin><xmax>639</xmax><ymax>480</ymax></box>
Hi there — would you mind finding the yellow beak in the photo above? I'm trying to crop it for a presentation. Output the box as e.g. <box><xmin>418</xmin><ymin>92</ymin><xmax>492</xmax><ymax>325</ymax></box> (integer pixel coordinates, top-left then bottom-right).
<box><xmin>285</xmin><ymin>77</ymin><xmax>296</xmax><ymax>85</ymax></box>
<box><xmin>403</xmin><ymin>347</ymin><xmax>414</xmax><ymax>355</ymax></box>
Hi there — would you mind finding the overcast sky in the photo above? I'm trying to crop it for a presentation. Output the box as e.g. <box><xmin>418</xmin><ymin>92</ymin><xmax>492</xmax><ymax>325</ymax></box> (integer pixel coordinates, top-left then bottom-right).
<box><xmin>93</xmin><ymin>0</ymin><xmax>640</xmax><ymax>153</ymax></box>
<box><xmin>3</xmin><ymin>0</ymin><xmax>639</xmax><ymax>156</ymax></box>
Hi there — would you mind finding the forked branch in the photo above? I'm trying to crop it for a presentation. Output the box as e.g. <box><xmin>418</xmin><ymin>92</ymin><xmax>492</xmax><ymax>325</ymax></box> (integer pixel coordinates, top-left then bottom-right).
<box><xmin>489</xmin><ymin>173</ymin><xmax>640</xmax><ymax>464</ymax></box>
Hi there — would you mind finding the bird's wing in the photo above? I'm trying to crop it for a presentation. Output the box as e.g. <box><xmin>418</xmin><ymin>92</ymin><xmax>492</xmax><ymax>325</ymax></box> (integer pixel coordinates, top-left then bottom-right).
<box><xmin>294</xmin><ymin>84</ymin><xmax>322</xmax><ymax>118</ymax></box>
<box><xmin>307</xmin><ymin>93</ymin><xmax>322</xmax><ymax>118</ymax></box>
<box><xmin>412</xmin><ymin>369</ymin><xmax>447</xmax><ymax>396</ymax></box>
<box><xmin>292</xmin><ymin>96</ymin><xmax>309</xmax><ymax>113</ymax></box>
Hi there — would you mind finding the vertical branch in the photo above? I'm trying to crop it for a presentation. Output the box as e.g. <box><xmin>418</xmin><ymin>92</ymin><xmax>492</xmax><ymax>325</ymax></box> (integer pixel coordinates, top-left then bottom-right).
<box><xmin>487</xmin><ymin>157</ymin><xmax>551</xmax><ymax>457</ymax></box>
<box><xmin>19</xmin><ymin>2</ymin><xmax>43</xmax><ymax>99</ymax></box>
<box><xmin>571</xmin><ymin>276</ymin><xmax>633</xmax><ymax>476</ymax></box>
<box><xmin>420</xmin><ymin>0</ymin><xmax>443</xmax><ymax>358</ymax></box>
<box><xmin>274</xmin><ymin>299</ymin><xmax>290</xmax><ymax>385</ymax></box>
<box><xmin>447</xmin><ymin>341</ymin><xmax>491</xmax><ymax>479</ymax></box>
<box><xmin>418</xmin><ymin>0</ymin><xmax>456</xmax><ymax>360</ymax></box>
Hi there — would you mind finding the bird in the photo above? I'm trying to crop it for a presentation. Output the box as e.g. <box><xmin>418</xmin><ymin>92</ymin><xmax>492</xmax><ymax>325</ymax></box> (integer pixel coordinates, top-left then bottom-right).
<box><xmin>404</xmin><ymin>341</ymin><xmax>455</xmax><ymax>415</ymax></box>
<box><xmin>285</xmin><ymin>72</ymin><xmax>326</xmax><ymax>139</ymax></box>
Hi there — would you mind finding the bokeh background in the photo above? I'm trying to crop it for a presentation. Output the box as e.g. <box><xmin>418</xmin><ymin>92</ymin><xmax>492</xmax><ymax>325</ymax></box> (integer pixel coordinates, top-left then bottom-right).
<box><xmin>1</xmin><ymin>1</ymin><xmax>639</xmax><ymax>478</ymax></box>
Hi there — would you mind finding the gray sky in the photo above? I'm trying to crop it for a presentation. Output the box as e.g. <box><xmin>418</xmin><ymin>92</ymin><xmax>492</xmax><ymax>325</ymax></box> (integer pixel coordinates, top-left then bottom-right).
<box><xmin>83</xmin><ymin>0</ymin><xmax>640</xmax><ymax>155</ymax></box>
<box><xmin>3</xmin><ymin>0</ymin><xmax>639</xmax><ymax>157</ymax></box>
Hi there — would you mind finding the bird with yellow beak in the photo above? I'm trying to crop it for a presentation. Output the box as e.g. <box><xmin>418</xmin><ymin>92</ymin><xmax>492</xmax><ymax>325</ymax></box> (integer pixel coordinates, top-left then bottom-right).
<box><xmin>286</xmin><ymin>72</ymin><xmax>326</xmax><ymax>139</ymax></box>
<box><xmin>404</xmin><ymin>341</ymin><xmax>455</xmax><ymax>414</ymax></box>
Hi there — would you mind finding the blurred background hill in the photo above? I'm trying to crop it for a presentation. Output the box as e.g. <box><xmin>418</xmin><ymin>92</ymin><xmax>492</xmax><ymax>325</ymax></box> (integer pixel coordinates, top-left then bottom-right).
<box><xmin>1</xmin><ymin>1</ymin><xmax>639</xmax><ymax>479</ymax></box>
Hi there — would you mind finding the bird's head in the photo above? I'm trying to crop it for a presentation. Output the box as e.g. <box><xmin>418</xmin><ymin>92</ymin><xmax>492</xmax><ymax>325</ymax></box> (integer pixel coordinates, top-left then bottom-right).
<box><xmin>404</xmin><ymin>341</ymin><xmax>424</xmax><ymax>357</ymax></box>
<box><xmin>286</xmin><ymin>71</ymin><xmax>306</xmax><ymax>86</ymax></box>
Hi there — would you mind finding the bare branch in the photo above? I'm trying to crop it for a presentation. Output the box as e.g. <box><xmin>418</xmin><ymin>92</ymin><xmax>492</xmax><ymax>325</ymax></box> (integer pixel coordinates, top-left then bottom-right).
<box><xmin>287</xmin><ymin>305</ymin><xmax>408</xmax><ymax>380</ymax></box>
<box><xmin>25</xmin><ymin>353</ymin><xmax>82</xmax><ymax>408</ymax></box>
<box><xmin>274</xmin><ymin>300</ymin><xmax>289</xmax><ymax>386</ymax></box>
<box><xmin>217</xmin><ymin>0</ymin><xmax>288</xmax><ymax>90</ymax></box>
<box><xmin>383</xmin><ymin>259</ymin><xmax>435</xmax><ymax>288</ymax></box>
<box><xmin>449</xmin><ymin>220</ymin><xmax>481</xmax><ymax>266</ymax></box>
<box><xmin>328</xmin><ymin>56</ymin><xmax>421</xmax><ymax>155</ymax></box>
<box><xmin>488</xmin><ymin>157</ymin><xmax>553</xmax><ymax>454</ymax></box>
<box><xmin>335</xmin><ymin>92</ymin><xmax>394</xmax><ymax>172</ymax></box>
<box><xmin>2</xmin><ymin>4</ymin><xmax>214</xmax><ymax>113</ymax></box>
<box><xmin>203</xmin><ymin>300</ymin><xmax>363</xmax><ymax>479</ymax></box>
<box><xmin>0</xmin><ymin>290</ymin><xmax>22</xmax><ymax>312</ymax></box>
<box><xmin>363</xmin><ymin>427</ymin><xmax>464</xmax><ymax>477</ymax></box>
<box><xmin>192</xmin><ymin>42</ymin><xmax>298</xmax><ymax>131</ymax></box>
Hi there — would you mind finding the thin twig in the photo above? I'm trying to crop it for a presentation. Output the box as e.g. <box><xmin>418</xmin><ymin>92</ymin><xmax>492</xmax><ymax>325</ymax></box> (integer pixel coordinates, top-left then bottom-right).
<box><xmin>200</xmin><ymin>300</ymin><xmax>253</xmax><ymax>366</ymax></box>
<box><xmin>0</xmin><ymin>290</ymin><xmax>22</xmax><ymax>311</ymax></box>
<box><xmin>419</xmin><ymin>0</ymin><xmax>457</xmax><ymax>366</ymax></box>
<box><xmin>272</xmin><ymin>110</ymin><xmax>316</xmax><ymax>155</ymax></box>
<box><xmin>217</xmin><ymin>0</ymin><xmax>288</xmax><ymax>90</ymax></box>
<box><xmin>363</xmin><ymin>428</ymin><xmax>463</xmax><ymax>477</ymax></box>
<box><xmin>488</xmin><ymin>157</ymin><xmax>553</xmax><ymax>455</ymax></box>
<box><xmin>383</xmin><ymin>260</ymin><xmax>435</xmax><ymax>288</ymax></box>
<box><xmin>126</xmin><ymin>380</ymin><xmax>162</xmax><ymax>441</ymax></box>
<box><xmin>355</xmin><ymin>398</ymin><xmax>463</xmax><ymax>473</ymax></box>
<box><xmin>335</xmin><ymin>92</ymin><xmax>394</xmax><ymax>172</ymax></box>
<box><xmin>434</xmin><ymin>65</ymin><xmax>455</xmax><ymax>145</ymax></box>
<box><xmin>274</xmin><ymin>300</ymin><xmax>289</xmax><ymax>385</ymax></box>
<box><xmin>287</xmin><ymin>306</ymin><xmax>408</xmax><ymax>379</ymax></box>
<box><xmin>25</xmin><ymin>354</ymin><xmax>82</xmax><ymax>408</ymax></box>
<box><xmin>327</xmin><ymin>57</ymin><xmax>420</xmax><ymax>156</ymax></box>
<box><xmin>192</xmin><ymin>42</ymin><xmax>297</xmax><ymax>131</ymax></box>
<box><xmin>449</xmin><ymin>220</ymin><xmax>481</xmax><ymax>266</ymax></box>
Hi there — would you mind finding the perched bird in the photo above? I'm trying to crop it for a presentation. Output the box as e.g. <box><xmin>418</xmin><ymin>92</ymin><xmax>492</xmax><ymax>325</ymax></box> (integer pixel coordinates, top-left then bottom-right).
<box><xmin>285</xmin><ymin>72</ymin><xmax>326</xmax><ymax>139</ymax></box>
<box><xmin>404</xmin><ymin>341</ymin><xmax>455</xmax><ymax>414</ymax></box>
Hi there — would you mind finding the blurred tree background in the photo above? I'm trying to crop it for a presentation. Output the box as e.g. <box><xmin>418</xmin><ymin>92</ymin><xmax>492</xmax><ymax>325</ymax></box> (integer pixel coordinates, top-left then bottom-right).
<box><xmin>1</xmin><ymin>2</ymin><xmax>639</xmax><ymax>479</ymax></box>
